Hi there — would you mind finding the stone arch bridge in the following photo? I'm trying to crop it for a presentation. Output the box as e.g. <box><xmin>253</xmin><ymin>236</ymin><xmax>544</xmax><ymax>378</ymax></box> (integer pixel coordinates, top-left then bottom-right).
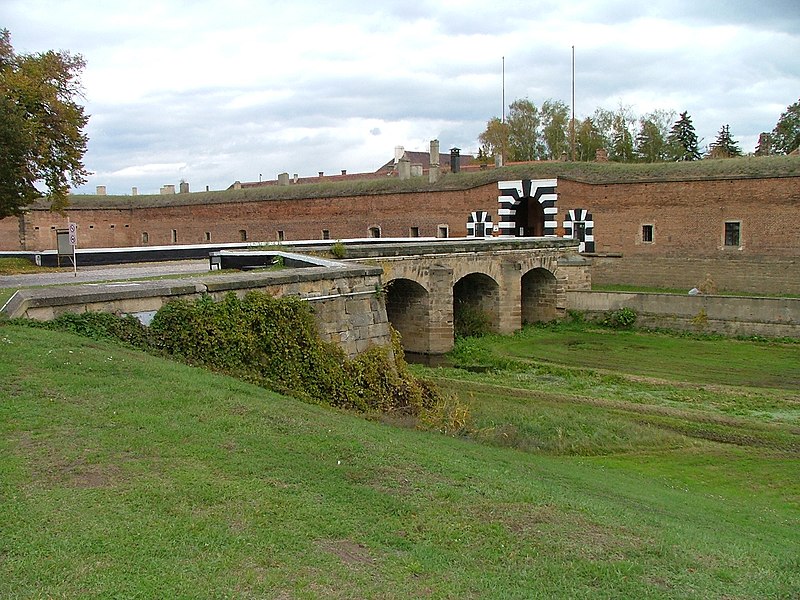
<box><xmin>346</xmin><ymin>238</ymin><xmax>590</xmax><ymax>354</ymax></box>
<box><xmin>3</xmin><ymin>239</ymin><xmax>590</xmax><ymax>356</ymax></box>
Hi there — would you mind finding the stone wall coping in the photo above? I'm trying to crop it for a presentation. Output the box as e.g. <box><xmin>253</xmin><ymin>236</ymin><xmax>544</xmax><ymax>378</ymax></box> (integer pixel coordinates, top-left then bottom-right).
<box><xmin>2</xmin><ymin>262</ymin><xmax>383</xmax><ymax>319</ymax></box>
<box><xmin>344</xmin><ymin>238</ymin><xmax>578</xmax><ymax>258</ymax></box>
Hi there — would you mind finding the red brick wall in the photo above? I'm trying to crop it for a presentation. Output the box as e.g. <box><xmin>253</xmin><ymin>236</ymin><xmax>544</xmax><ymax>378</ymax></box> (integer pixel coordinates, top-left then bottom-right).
<box><xmin>10</xmin><ymin>187</ymin><xmax>502</xmax><ymax>250</ymax></box>
<box><xmin>556</xmin><ymin>177</ymin><xmax>799</xmax><ymax>259</ymax></box>
<box><xmin>3</xmin><ymin>175</ymin><xmax>798</xmax><ymax>294</ymax></box>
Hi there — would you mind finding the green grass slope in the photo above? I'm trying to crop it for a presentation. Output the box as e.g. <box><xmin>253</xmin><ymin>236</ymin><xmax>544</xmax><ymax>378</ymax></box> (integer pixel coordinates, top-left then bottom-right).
<box><xmin>1</xmin><ymin>324</ymin><xmax>799</xmax><ymax>598</ymax></box>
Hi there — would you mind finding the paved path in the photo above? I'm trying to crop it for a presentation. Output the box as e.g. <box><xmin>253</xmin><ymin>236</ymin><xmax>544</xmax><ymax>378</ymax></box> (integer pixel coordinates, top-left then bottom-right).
<box><xmin>0</xmin><ymin>260</ymin><xmax>210</xmax><ymax>290</ymax></box>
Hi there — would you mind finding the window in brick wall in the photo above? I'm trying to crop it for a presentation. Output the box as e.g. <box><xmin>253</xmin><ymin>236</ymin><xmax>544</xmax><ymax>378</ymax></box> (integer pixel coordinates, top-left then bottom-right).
<box><xmin>369</xmin><ymin>226</ymin><xmax>381</xmax><ymax>238</ymax></box>
<box><xmin>409</xmin><ymin>226</ymin><xmax>420</xmax><ymax>237</ymax></box>
<box><xmin>239</xmin><ymin>229</ymin><xmax>247</xmax><ymax>242</ymax></box>
<box><xmin>322</xmin><ymin>229</ymin><xmax>330</xmax><ymax>240</ymax></box>
<box><xmin>142</xmin><ymin>232</ymin><xmax>149</xmax><ymax>244</ymax></box>
<box><xmin>642</xmin><ymin>224</ymin><xmax>654</xmax><ymax>243</ymax></box>
<box><xmin>171</xmin><ymin>229</ymin><xmax>177</xmax><ymax>243</ymax></box>
<box><xmin>277</xmin><ymin>230</ymin><xmax>285</xmax><ymax>241</ymax></box>
<box><xmin>437</xmin><ymin>225</ymin><xmax>449</xmax><ymax>238</ymax></box>
<box><xmin>724</xmin><ymin>221</ymin><xmax>741</xmax><ymax>247</ymax></box>
<box><xmin>205</xmin><ymin>232</ymin><xmax>211</xmax><ymax>242</ymax></box>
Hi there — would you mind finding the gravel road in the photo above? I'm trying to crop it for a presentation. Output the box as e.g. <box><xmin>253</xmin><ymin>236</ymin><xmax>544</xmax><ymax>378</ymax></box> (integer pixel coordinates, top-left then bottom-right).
<box><xmin>0</xmin><ymin>260</ymin><xmax>210</xmax><ymax>289</ymax></box>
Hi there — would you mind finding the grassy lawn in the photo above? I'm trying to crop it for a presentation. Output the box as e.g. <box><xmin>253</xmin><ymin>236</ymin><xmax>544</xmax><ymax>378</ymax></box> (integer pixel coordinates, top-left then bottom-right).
<box><xmin>1</xmin><ymin>324</ymin><xmax>799</xmax><ymax>598</ymax></box>
<box><xmin>591</xmin><ymin>283</ymin><xmax>800</xmax><ymax>298</ymax></box>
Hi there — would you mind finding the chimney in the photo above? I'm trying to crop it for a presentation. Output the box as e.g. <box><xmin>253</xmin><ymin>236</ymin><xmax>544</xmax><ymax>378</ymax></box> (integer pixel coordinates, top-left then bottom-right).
<box><xmin>341</xmin><ymin>169</ymin><xmax>347</xmax><ymax>176</ymax></box>
<box><xmin>278</xmin><ymin>172</ymin><xmax>290</xmax><ymax>186</ymax></box>
<box><xmin>318</xmin><ymin>171</ymin><xmax>324</xmax><ymax>178</ymax></box>
<box><xmin>293</xmin><ymin>173</ymin><xmax>299</xmax><ymax>183</ymax></box>
<box><xmin>429</xmin><ymin>139</ymin><xmax>441</xmax><ymax>183</ymax></box>
<box><xmin>96</xmin><ymin>185</ymin><xmax>107</xmax><ymax>196</ymax></box>
<box><xmin>131</xmin><ymin>187</ymin><xmax>138</xmax><ymax>196</ymax></box>
<box><xmin>179</xmin><ymin>181</ymin><xmax>189</xmax><ymax>194</ymax></box>
<box><xmin>430</xmin><ymin>139</ymin><xmax>440</xmax><ymax>166</ymax></box>
<box><xmin>394</xmin><ymin>145</ymin><xmax>405</xmax><ymax>164</ymax></box>
<box><xmin>398</xmin><ymin>157</ymin><xmax>411</xmax><ymax>180</ymax></box>
<box><xmin>450</xmin><ymin>148</ymin><xmax>461</xmax><ymax>173</ymax></box>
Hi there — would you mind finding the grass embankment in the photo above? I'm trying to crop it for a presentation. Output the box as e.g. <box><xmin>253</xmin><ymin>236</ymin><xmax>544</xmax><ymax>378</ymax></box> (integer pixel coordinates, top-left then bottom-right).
<box><xmin>42</xmin><ymin>154</ymin><xmax>800</xmax><ymax>208</ymax></box>
<box><xmin>1</xmin><ymin>323</ymin><xmax>798</xmax><ymax>598</ymax></box>
<box><xmin>592</xmin><ymin>283</ymin><xmax>800</xmax><ymax>298</ymax></box>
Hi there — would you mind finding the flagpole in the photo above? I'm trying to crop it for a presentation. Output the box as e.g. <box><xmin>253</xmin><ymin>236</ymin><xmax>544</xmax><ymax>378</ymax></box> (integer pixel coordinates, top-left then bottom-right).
<box><xmin>571</xmin><ymin>45</ymin><xmax>576</xmax><ymax>161</ymax></box>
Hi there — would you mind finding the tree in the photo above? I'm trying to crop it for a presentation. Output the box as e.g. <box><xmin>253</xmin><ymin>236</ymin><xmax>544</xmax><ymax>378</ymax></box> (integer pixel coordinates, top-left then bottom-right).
<box><xmin>667</xmin><ymin>111</ymin><xmax>701</xmax><ymax>161</ymax></box>
<box><xmin>0</xmin><ymin>29</ymin><xmax>89</xmax><ymax>218</ymax></box>
<box><xmin>754</xmin><ymin>132</ymin><xmax>774</xmax><ymax>156</ymax></box>
<box><xmin>506</xmin><ymin>98</ymin><xmax>543</xmax><ymax>161</ymax></box>
<box><xmin>707</xmin><ymin>124</ymin><xmax>742</xmax><ymax>159</ymax></box>
<box><xmin>574</xmin><ymin>117</ymin><xmax>605</xmax><ymax>161</ymax></box>
<box><xmin>478</xmin><ymin>116</ymin><xmax>509</xmax><ymax>161</ymax></box>
<box><xmin>608</xmin><ymin>107</ymin><xmax>636</xmax><ymax>163</ymax></box>
<box><xmin>540</xmin><ymin>99</ymin><xmax>570</xmax><ymax>160</ymax></box>
<box><xmin>770</xmin><ymin>99</ymin><xmax>800</xmax><ymax>155</ymax></box>
<box><xmin>635</xmin><ymin>109</ymin><xmax>674</xmax><ymax>162</ymax></box>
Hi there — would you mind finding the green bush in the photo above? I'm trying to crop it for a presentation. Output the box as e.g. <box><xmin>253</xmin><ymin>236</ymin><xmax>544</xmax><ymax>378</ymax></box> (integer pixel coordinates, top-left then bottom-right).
<box><xmin>603</xmin><ymin>307</ymin><xmax>637</xmax><ymax>329</ymax></box>
<box><xmin>330</xmin><ymin>240</ymin><xmax>347</xmax><ymax>259</ymax></box>
<box><xmin>22</xmin><ymin>311</ymin><xmax>150</xmax><ymax>348</ymax></box>
<box><xmin>454</xmin><ymin>303</ymin><xmax>492</xmax><ymax>338</ymax></box>
<box><xmin>23</xmin><ymin>292</ymin><xmax>465</xmax><ymax>423</ymax></box>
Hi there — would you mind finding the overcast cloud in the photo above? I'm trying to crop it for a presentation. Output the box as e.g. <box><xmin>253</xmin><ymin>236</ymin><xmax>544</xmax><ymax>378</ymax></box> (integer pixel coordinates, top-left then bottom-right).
<box><xmin>4</xmin><ymin>0</ymin><xmax>799</xmax><ymax>195</ymax></box>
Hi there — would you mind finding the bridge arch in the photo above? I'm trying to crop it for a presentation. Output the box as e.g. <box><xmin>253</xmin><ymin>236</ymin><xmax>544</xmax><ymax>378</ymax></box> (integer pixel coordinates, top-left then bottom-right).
<box><xmin>453</xmin><ymin>272</ymin><xmax>500</xmax><ymax>337</ymax></box>
<box><xmin>521</xmin><ymin>267</ymin><xmax>559</xmax><ymax>323</ymax></box>
<box><xmin>384</xmin><ymin>277</ymin><xmax>431</xmax><ymax>353</ymax></box>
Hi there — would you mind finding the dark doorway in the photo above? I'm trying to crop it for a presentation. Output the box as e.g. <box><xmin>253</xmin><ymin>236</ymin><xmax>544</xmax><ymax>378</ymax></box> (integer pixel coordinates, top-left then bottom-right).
<box><xmin>514</xmin><ymin>198</ymin><xmax>545</xmax><ymax>236</ymax></box>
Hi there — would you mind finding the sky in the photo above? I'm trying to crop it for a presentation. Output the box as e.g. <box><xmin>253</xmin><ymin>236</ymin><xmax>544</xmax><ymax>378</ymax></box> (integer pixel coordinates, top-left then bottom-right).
<box><xmin>4</xmin><ymin>0</ymin><xmax>799</xmax><ymax>195</ymax></box>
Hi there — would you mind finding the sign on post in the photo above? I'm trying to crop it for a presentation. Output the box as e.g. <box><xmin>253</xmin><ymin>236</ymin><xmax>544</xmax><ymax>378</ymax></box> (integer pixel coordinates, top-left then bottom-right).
<box><xmin>65</xmin><ymin>222</ymin><xmax>78</xmax><ymax>276</ymax></box>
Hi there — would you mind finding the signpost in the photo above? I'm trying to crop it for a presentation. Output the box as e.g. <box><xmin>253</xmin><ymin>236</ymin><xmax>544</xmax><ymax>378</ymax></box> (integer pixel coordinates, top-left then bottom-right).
<box><xmin>68</xmin><ymin>222</ymin><xmax>77</xmax><ymax>276</ymax></box>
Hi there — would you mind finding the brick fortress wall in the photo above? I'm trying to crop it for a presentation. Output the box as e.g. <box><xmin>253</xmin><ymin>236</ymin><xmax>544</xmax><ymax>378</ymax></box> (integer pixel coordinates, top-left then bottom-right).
<box><xmin>4</xmin><ymin>174</ymin><xmax>798</xmax><ymax>295</ymax></box>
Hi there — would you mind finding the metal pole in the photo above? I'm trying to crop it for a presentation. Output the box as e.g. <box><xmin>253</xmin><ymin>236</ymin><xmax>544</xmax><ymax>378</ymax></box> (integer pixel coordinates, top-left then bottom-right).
<box><xmin>502</xmin><ymin>56</ymin><xmax>505</xmax><ymax>123</ymax></box>
<box><xmin>571</xmin><ymin>45</ymin><xmax>576</xmax><ymax>161</ymax></box>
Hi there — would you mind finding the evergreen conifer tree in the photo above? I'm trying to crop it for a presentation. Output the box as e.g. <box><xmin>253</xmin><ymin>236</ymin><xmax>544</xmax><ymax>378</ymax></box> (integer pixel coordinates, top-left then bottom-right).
<box><xmin>667</xmin><ymin>111</ymin><xmax>701</xmax><ymax>161</ymax></box>
<box><xmin>708</xmin><ymin>124</ymin><xmax>742</xmax><ymax>158</ymax></box>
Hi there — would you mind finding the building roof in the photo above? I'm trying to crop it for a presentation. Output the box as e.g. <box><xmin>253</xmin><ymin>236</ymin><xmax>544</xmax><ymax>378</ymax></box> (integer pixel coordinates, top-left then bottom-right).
<box><xmin>375</xmin><ymin>150</ymin><xmax>475</xmax><ymax>174</ymax></box>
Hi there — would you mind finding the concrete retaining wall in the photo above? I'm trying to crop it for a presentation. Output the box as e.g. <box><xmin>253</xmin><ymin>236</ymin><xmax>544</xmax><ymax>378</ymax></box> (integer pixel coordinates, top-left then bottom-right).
<box><xmin>3</xmin><ymin>260</ymin><xmax>391</xmax><ymax>357</ymax></box>
<box><xmin>567</xmin><ymin>290</ymin><xmax>800</xmax><ymax>338</ymax></box>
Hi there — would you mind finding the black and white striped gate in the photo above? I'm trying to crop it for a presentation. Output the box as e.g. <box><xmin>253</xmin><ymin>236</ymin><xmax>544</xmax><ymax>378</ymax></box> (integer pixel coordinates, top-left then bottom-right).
<box><xmin>497</xmin><ymin>179</ymin><xmax>558</xmax><ymax>237</ymax></box>
<box><xmin>467</xmin><ymin>210</ymin><xmax>493</xmax><ymax>238</ymax></box>
<box><xmin>563</xmin><ymin>208</ymin><xmax>595</xmax><ymax>252</ymax></box>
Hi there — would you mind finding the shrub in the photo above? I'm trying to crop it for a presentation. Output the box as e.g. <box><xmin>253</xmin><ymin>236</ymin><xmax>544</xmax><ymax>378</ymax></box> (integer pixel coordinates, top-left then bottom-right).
<box><xmin>454</xmin><ymin>303</ymin><xmax>492</xmax><ymax>338</ymax></box>
<box><xmin>330</xmin><ymin>240</ymin><xmax>347</xmax><ymax>259</ymax></box>
<box><xmin>24</xmin><ymin>311</ymin><xmax>149</xmax><ymax>348</ymax></box>
<box><xmin>603</xmin><ymin>307</ymin><xmax>637</xmax><ymax>329</ymax></box>
<box><xmin>26</xmin><ymin>291</ymin><xmax>465</xmax><ymax>423</ymax></box>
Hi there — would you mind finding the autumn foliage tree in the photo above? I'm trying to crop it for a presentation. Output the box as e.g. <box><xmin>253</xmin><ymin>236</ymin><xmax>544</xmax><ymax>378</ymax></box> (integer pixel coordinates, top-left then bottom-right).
<box><xmin>770</xmin><ymin>99</ymin><xmax>800</xmax><ymax>155</ymax></box>
<box><xmin>0</xmin><ymin>29</ymin><xmax>89</xmax><ymax>218</ymax></box>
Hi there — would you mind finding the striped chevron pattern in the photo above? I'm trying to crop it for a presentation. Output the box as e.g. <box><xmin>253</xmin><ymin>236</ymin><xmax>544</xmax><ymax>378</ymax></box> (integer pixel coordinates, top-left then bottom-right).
<box><xmin>497</xmin><ymin>179</ymin><xmax>558</xmax><ymax>237</ymax></box>
<box><xmin>563</xmin><ymin>208</ymin><xmax>595</xmax><ymax>252</ymax></box>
